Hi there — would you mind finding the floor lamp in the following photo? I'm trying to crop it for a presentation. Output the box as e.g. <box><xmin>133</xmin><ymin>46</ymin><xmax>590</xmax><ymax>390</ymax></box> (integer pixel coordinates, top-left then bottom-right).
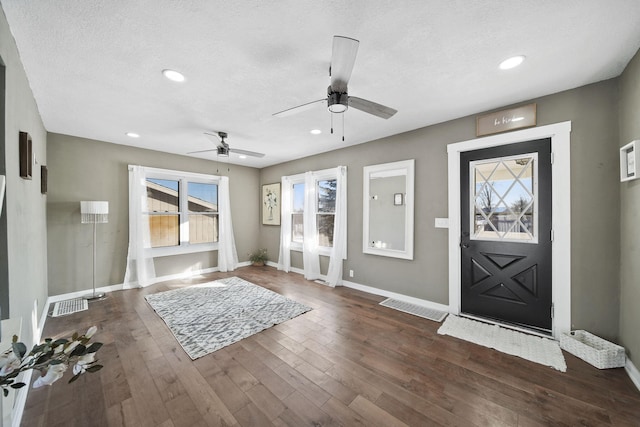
<box><xmin>81</xmin><ymin>200</ymin><xmax>108</xmax><ymax>301</ymax></box>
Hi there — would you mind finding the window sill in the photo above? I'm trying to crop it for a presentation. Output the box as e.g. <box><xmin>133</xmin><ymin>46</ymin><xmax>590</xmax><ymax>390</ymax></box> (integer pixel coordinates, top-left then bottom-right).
<box><xmin>150</xmin><ymin>243</ymin><xmax>218</xmax><ymax>258</ymax></box>
<box><xmin>289</xmin><ymin>246</ymin><xmax>332</xmax><ymax>257</ymax></box>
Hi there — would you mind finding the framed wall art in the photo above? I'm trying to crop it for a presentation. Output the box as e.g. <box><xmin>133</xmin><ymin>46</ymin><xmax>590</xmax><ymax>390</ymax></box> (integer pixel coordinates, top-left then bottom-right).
<box><xmin>19</xmin><ymin>131</ymin><xmax>33</xmax><ymax>180</ymax></box>
<box><xmin>620</xmin><ymin>140</ymin><xmax>639</xmax><ymax>182</ymax></box>
<box><xmin>262</xmin><ymin>183</ymin><xmax>281</xmax><ymax>225</ymax></box>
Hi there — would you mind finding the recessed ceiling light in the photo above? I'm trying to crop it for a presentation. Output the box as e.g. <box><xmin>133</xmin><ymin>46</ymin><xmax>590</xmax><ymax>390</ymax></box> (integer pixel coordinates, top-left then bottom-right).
<box><xmin>162</xmin><ymin>69</ymin><xmax>186</xmax><ymax>82</ymax></box>
<box><xmin>238</xmin><ymin>154</ymin><xmax>247</xmax><ymax>159</ymax></box>
<box><xmin>499</xmin><ymin>55</ymin><xmax>525</xmax><ymax>70</ymax></box>
<box><xmin>125</xmin><ymin>132</ymin><xmax>140</xmax><ymax>138</ymax></box>
<box><xmin>310</xmin><ymin>129</ymin><xmax>322</xmax><ymax>135</ymax></box>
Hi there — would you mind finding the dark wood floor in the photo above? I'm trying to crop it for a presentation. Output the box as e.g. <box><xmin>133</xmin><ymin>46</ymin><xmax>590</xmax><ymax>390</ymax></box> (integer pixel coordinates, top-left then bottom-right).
<box><xmin>21</xmin><ymin>266</ymin><xmax>640</xmax><ymax>426</ymax></box>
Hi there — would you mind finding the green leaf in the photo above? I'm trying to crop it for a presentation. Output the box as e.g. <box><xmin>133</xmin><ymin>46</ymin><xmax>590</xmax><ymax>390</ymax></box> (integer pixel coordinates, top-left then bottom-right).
<box><xmin>86</xmin><ymin>364</ymin><xmax>103</xmax><ymax>373</ymax></box>
<box><xmin>86</xmin><ymin>342</ymin><xmax>103</xmax><ymax>353</ymax></box>
<box><xmin>44</xmin><ymin>338</ymin><xmax>52</xmax><ymax>343</ymax></box>
<box><xmin>52</xmin><ymin>339</ymin><xmax>68</xmax><ymax>347</ymax></box>
<box><xmin>72</xmin><ymin>332</ymin><xmax>79</xmax><ymax>341</ymax></box>
<box><xmin>11</xmin><ymin>335</ymin><xmax>18</xmax><ymax>344</ymax></box>
<box><xmin>69</xmin><ymin>344</ymin><xmax>87</xmax><ymax>357</ymax></box>
<box><xmin>35</xmin><ymin>353</ymin><xmax>52</xmax><ymax>365</ymax></box>
<box><xmin>68</xmin><ymin>373</ymin><xmax>80</xmax><ymax>384</ymax></box>
<box><xmin>10</xmin><ymin>383</ymin><xmax>25</xmax><ymax>389</ymax></box>
<box><xmin>12</xmin><ymin>342</ymin><xmax>27</xmax><ymax>358</ymax></box>
<box><xmin>49</xmin><ymin>359</ymin><xmax>63</xmax><ymax>365</ymax></box>
<box><xmin>31</xmin><ymin>344</ymin><xmax>45</xmax><ymax>354</ymax></box>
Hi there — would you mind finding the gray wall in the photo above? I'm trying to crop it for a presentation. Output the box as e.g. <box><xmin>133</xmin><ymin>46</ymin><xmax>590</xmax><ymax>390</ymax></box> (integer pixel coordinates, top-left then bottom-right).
<box><xmin>47</xmin><ymin>133</ymin><xmax>260</xmax><ymax>296</ymax></box>
<box><xmin>260</xmin><ymin>79</ymin><xmax>622</xmax><ymax>341</ymax></box>
<box><xmin>619</xmin><ymin>48</ymin><xmax>640</xmax><ymax>366</ymax></box>
<box><xmin>0</xmin><ymin>7</ymin><xmax>49</xmax><ymax>347</ymax></box>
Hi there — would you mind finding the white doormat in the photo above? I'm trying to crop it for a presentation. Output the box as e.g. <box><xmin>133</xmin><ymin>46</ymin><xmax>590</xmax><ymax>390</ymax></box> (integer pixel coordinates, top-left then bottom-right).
<box><xmin>437</xmin><ymin>315</ymin><xmax>567</xmax><ymax>372</ymax></box>
<box><xmin>379</xmin><ymin>298</ymin><xmax>448</xmax><ymax>322</ymax></box>
<box><xmin>52</xmin><ymin>298</ymin><xmax>88</xmax><ymax>317</ymax></box>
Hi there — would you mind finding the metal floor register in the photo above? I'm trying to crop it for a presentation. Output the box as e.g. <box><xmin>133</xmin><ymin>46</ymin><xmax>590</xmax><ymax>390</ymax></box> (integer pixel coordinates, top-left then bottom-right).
<box><xmin>52</xmin><ymin>298</ymin><xmax>88</xmax><ymax>317</ymax></box>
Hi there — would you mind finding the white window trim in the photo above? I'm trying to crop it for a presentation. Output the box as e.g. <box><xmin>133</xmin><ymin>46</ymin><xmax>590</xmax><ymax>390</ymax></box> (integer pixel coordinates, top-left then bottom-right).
<box><xmin>286</xmin><ymin>168</ymin><xmax>339</xmax><ymax>257</ymax></box>
<box><xmin>143</xmin><ymin>166</ymin><xmax>220</xmax><ymax>257</ymax></box>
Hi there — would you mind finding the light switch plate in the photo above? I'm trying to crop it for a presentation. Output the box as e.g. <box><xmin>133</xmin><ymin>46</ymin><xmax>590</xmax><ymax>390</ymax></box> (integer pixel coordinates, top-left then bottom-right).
<box><xmin>435</xmin><ymin>218</ymin><xmax>449</xmax><ymax>228</ymax></box>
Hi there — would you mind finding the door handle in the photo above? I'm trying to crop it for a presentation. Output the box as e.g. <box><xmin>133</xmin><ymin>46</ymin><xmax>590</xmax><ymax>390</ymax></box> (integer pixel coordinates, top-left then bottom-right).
<box><xmin>460</xmin><ymin>242</ymin><xmax>470</xmax><ymax>249</ymax></box>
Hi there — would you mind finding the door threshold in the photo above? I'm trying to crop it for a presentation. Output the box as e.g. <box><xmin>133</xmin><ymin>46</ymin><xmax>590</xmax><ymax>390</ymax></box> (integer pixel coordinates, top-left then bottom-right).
<box><xmin>460</xmin><ymin>313</ymin><xmax>553</xmax><ymax>339</ymax></box>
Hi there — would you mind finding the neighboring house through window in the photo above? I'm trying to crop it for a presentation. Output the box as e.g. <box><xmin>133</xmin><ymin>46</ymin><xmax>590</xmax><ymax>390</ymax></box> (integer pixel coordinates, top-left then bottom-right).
<box><xmin>144</xmin><ymin>168</ymin><xmax>219</xmax><ymax>256</ymax></box>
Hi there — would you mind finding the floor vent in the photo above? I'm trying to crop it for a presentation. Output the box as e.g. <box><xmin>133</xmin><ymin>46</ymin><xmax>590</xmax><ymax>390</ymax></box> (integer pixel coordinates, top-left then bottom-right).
<box><xmin>379</xmin><ymin>298</ymin><xmax>448</xmax><ymax>322</ymax></box>
<box><xmin>52</xmin><ymin>298</ymin><xmax>88</xmax><ymax>317</ymax></box>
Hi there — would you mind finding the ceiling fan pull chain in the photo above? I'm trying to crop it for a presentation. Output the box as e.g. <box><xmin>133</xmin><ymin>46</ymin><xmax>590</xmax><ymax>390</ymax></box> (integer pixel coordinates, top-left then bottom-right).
<box><xmin>342</xmin><ymin>113</ymin><xmax>345</xmax><ymax>142</ymax></box>
<box><xmin>330</xmin><ymin>113</ymin><xmax>334</xmax><ymax>134</ymax></box>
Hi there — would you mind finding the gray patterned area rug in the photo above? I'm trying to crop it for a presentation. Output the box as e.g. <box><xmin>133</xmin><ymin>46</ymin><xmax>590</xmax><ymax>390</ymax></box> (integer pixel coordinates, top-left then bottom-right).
<box><xmin>145</xmin><ymin>276</ymin><xmax>312</xmax><ymax>359</ymax></box>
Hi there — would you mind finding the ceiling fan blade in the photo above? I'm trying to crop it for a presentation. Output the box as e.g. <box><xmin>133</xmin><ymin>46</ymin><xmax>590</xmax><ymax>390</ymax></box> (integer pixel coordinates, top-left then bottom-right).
<box><xmin>273</xmin><ymin>98</ymin><xmax>325</xmax><ymax>117</ymax></box>
<box><xmin>203</xmin><ymin>131</ymin><xmax>222</xmax><ymax>142</ymax></box>
<box><xmin>187</xmin><ymin>148</ymin><xmax>217</xmax><ymax>154</ymax></box>
<box><xmin>229</xmin><ymin>148</ymin><xmax>265</xmax><ymax>158</ymax></box>
<box><xmin>348</xmin><ymin>96</ymin><xmax>397</xmax><ymax>119</ymax></box>
<box><xmin>330</xmin><ymin>36</ymin><xmax>359</xmax><ymax>92</ymax></box>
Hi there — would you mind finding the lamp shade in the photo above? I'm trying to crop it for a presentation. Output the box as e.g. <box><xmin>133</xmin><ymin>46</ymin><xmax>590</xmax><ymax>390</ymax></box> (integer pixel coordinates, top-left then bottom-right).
<box><xmin>80</xmin><ymin>201</ymin><xmax>109</xmax><ymax>224</ymax></box>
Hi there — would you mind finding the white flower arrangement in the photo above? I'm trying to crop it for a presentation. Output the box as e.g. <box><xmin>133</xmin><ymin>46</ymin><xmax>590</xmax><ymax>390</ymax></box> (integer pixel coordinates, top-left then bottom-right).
<box><xmin>0</xmin><ymin>326</ymin><xmax>103</xmax><ymax>395</ymax></box>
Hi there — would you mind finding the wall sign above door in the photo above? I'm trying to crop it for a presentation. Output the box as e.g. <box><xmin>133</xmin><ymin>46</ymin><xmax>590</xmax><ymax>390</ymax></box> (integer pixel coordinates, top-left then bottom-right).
<box><xmin>476</xmin><ymin>103</ymin><xmax>537</xmax><ymax>137</ymax></box>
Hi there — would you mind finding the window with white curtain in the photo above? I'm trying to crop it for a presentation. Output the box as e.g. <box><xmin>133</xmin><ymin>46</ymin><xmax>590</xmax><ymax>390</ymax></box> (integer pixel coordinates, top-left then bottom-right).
<box><xmin>317</xmin><ymin>179</ymin><xmax>337</xmax><ymax>247</ymax></box>
<box><xmin>285</xmin><ymin>171</ymin><xmax>340</xmax><ymax>255</ymax></box>
<box><xmin>291</xmin><ymin>181</ymin><xmax>305</xmax><ymax>245</ymax></box>
<box><xmin>144</xmin><ymin>169</ymin><xmax>219</xmax><ymax>256</ymax></box>
<box><xmin>278</xmin><ymin>166</ymin><xmax>347</xmax><ymax>286</ymax></box>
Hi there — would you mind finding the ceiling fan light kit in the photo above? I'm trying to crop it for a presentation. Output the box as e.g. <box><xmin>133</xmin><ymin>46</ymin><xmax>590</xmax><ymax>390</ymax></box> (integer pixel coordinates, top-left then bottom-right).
<box><xmin>327</xmin><ymin>88</ymin><xmax>349</xmax><ymax>113</ymax></box>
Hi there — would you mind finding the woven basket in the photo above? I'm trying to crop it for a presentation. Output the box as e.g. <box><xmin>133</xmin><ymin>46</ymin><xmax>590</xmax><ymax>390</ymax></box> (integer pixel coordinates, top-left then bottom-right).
<box><xmin>559</xmin><ymin>330</ymin><xmax>626</xmax><ymax>369</ymax></box>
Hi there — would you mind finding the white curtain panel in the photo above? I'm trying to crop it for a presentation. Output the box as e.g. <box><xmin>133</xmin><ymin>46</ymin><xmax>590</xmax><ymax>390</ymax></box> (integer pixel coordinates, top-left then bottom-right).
<box><xmin>277</xmin><ymin>175</ymin><xmax>293</xmax><ymax>272</ymax></box>
<box><xmin>217</xmin><ymin>176</ymin><xmax>239</xmax><ymax>272</ymax></box>
<box><xmin>123</xmin><ymin>165</ymin><xmax>156</xmax><ymax>288</ymax></box>
<box><xmin>303</xmin><ymin>171</ymin><xmax>321</xmax><ymax>280</ymax></box>
<box><xmin>326</xmin><ymin>166</ymin><xmax>347</xmax><ymax>286</ymax></box>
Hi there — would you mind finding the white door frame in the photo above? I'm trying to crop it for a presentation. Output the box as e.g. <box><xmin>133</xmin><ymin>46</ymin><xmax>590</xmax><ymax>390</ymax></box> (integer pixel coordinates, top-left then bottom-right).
<box><xmin>447</xmin><ymin>121</ymin><xmax>571</xmax><ymax>337</ymax></box>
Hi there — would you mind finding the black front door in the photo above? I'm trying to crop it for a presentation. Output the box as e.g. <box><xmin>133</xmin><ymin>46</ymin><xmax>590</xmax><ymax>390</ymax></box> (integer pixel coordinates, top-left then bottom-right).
<box><xmin>460</xmin><ymin>138</ymin><xmax>552</xmax><ymax>332</ymax></box>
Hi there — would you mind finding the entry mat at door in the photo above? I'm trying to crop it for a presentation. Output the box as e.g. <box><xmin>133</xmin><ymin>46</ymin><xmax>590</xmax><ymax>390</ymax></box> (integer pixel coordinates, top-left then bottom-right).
<box><xmin>437</xmin><ymin>315</ymin><xmax>567</xmax><ymax>371</ymax></box>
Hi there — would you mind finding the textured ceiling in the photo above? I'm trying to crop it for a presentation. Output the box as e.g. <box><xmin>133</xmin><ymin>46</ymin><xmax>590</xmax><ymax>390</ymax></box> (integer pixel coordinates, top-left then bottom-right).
<box><xmin>3</xmin><ymin>1</ymin><xmax>640</xmax><ymax>168</ymax></box>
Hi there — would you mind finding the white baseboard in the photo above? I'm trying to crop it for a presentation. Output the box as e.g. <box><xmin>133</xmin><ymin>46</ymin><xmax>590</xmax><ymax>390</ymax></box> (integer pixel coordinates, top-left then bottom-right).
<box><xmin>11</xmin><ymin>370</ymin><xmax>31</xmax><ymax>427</ymax></box>
<box><xmin>626</xmin><ymin>358</ymin><xmax>640</xmax><ymax>392</ymax></box>
<box><xmin>47</xmin><ymin>283</ymin><xmax>125</xmax><ymax>304</ymax></box>
<box><xmin>46</xmin><ymin>266</ymin><xmax>227</xmax><ymax>305</ymax></box>
<box><xmin>342</xmin><ymin>280</ymin><xmax>450</xmax><ymax>313</ymax></box>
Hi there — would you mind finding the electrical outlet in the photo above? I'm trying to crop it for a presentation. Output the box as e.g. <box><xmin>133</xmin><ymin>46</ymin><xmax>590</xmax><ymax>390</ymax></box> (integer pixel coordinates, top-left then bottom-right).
<box><xmin>349</xmin><ymin>269</ymin><xmax>354</xmax><ymax>277</ymax></box>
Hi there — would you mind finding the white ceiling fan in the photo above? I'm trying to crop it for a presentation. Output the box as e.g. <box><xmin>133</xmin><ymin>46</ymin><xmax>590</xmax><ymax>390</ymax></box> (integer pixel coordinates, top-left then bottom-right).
<box><xmin>273</xmin><ymin>35</ymin><xmax>398</xmax><ymax>120</ymax></box>
<box><xmin>188</xmin><ymin>131</ymin><xmax>265</xmax><ymax>158</ymax></box>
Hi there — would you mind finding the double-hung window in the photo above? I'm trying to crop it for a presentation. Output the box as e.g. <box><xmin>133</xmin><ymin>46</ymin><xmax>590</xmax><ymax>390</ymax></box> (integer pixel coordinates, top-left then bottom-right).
<box><xmin>145</xmin><ymin>168</ymin><xmax>219</xmax><ymax>256</ymax></box>
<box><xmin>287</xmin><ymin>171</ymin><xmax>338</xmax><ymax>254</ymax></box>
<box><xmin>317</xmin><ymin>178</ymin><xmax>337</xmax><ymax>247</ymax></box>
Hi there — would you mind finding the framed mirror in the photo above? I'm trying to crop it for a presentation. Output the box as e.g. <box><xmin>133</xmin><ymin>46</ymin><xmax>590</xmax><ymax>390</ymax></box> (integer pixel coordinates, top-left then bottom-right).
<box><xmin>363</xmin><ymin>159</ymin><xmax>415</xmax><ymax>259</ymax></box>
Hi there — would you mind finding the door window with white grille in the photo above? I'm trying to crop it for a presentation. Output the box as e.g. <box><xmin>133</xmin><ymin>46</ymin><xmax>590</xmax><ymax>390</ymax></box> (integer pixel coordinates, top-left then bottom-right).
<box><xmin>470</xmin><ymin>153</ymin><xmax>538</xmax><ymax>243</ymax></box>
